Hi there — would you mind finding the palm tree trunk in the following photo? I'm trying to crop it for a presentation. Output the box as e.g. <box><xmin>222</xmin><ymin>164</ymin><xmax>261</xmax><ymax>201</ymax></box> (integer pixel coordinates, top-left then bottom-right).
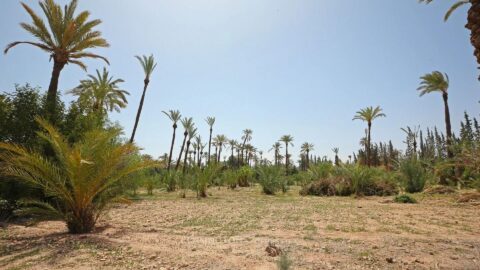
<box><xmin>130</xmin><ymin>79</ymin><xmax>149</xmax><ymax>143</ymax></box>
<box><xmin>218</xmin><ymin>144</ymin><xmax>223</xmax><ymax>163</ymax></box>
<box><xmin>230</xmin><ymin>148</ymin><xmax>234</xmax><ymax>166</ymax></box>
<box><xmin>285</xmin><ymin>144</ymin><xmax>289</xmax><ymax>172</ymax></box>
<box><xmin>183</xmin><ymin>140</ymin><xmax>191</xmax><ymax>174</ymax></box>
<box><xmin>46</xmin><ymin>60</ymin><xmax>66</xmax><ymax>120</ymax></box>
<box><xmin>306</xmin><ymin>150</ymin><xmax>310</xmax><ymax>169</ymax></box>
<box><xmin>167</xmin><ymin>125</ymin><xmax>176</xmax><ymax>170</ymax></box>
<box><xmin>175</xmin><ymin>131</ymin><xmax>188</xmax><ymax>171</ymax></box>
<box><xmin>467</xmin><ymin>1</ymin><xmax>480</xmax><ymax>76</ymax></box>
<box><xmin>442</xmin><ymin>93</ymin><xmax>454</xmax><ymax>158</ymax></box>
<box><xmin>367</xmin><ymin>122</ymin><xmax>372</xmax><ymax>167</ymax></box>
<box><xmin>207</xmin><ymin>128</ymin><xmax>213</xmax><ymax>164</ymax></box>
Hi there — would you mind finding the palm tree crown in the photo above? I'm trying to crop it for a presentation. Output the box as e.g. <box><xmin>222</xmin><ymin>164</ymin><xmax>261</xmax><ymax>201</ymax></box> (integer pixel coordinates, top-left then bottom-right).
<box><xmin>68</xmin><ymin>68</ymin><xmax>128</xmax><ymax>114</ymax></box>
<box><xmin>162</xmin><ymin>110</ymin><xmax>181</xmax><ymax>127</ymax></box>
<box><xmin>135</xmin><ymin>54</ymin><xmax>157</xmax><ymax>83</ymax></box>
<box><xmin>417</xmin><ymin>71</ymin><xmax>449</xmax><ymax>96</ymax></box>
<box><xmin>353</xmin><ymin>106</ymin><xmax>386</xmax><ymax>124</ymax></box>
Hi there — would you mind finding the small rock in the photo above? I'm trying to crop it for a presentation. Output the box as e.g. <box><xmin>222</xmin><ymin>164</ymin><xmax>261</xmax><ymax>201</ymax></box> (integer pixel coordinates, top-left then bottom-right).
<box><xmin>386</xmin><ymin>257</ymin><xmax>395</xmax><ymax>263</ymax></box>
<box><xmin>451</xmin><ymin>256</ymin><xmax>459</xmax><ymax>260</ymax></box>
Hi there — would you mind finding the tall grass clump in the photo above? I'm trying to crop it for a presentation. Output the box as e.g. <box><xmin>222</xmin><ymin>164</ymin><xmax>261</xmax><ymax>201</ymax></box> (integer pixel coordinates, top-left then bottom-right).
<box><xmin>0</xmin><ymin>118</ymin><xmax>155</xmax><ymax>234</ymax></box>
<box><xmin>398</xmin><ymin>158</ymin><xmax>428</xmax><ymax>193</ymax></box>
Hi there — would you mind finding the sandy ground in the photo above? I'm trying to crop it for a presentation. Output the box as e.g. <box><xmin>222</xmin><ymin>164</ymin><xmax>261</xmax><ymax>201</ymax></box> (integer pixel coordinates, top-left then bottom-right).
<box><xmin>1</xmin><ymin>186</ymin><xmax>480</xmax><ymax>270</ymax></box>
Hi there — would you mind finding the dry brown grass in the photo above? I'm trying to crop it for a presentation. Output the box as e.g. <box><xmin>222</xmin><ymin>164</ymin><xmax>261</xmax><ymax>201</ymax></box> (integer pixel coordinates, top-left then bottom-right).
<box><xmin>1</xmin><ymin>186</ymin><xmax>479</xmax><ymax>269</ymax></box>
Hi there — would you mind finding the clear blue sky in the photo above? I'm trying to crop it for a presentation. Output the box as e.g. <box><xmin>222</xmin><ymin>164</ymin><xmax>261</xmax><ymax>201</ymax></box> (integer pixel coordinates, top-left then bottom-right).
<box><xmin>1</xmin><ymin>0</ymin><xmax>479</xmax><ymax>162</ymax></box>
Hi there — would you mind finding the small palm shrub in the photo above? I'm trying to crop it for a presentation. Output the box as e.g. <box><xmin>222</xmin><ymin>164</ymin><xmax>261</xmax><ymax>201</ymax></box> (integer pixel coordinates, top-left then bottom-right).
<box><xmin>222</xmin><ymin>169</ymin><xmax>239</xmax><ymax>189</ymax></box>
<box><xmin>308</xmin><ymin>162</ymin><xmax>333</xmax><ymax>180</ymax></box>
<box><xmin>0</xmin><ymin>118</ymin><xmax>155</xmax><ymax>234</ymax></box>
<box><xmin>300</xmin><ymin>178</ymin><xmax>337</xmax><ymax>196</ymax></box>
<box><xmin>237</xmin><ymin>166</ymin><xmax>254</xmax><ymax>187</ymax></box>
<box><xmin>257</xmin><ymin>166</ymin><xmax>284</xmax><ymax>195</ymax></box>
<box><xmin>193</xmin><ymin>164</ymin><xmax>220</xmax><ymax>198</ymax></box>
<box><xmin>276</xmin><ymin>253</ymin><xmax>293</xmax><ymax>270</ymax></box>
<box><xmin>394</xmin><ymin>194</ymin><xmax>417</xmax><ymax>204</ymax></box>
<box><xmin>398</xmin><ymin>158</ymin><xmax>428</xmax><ymax>193</ymax></box>
<box><xmin>163</xmin><ymin>170</ymin><xmax>179</xmax><ymax>192</ymax></box>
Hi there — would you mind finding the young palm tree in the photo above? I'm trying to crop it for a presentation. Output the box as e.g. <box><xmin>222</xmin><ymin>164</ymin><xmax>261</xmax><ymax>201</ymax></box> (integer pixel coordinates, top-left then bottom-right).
<box><xmin>280</xmin><ymin>135</ymin><xmax>294</xmax><ymax>172</ymax></box>
<box><xmin>162</xmin><ymin>110</ymin><xmax>181</xmax><ymax>170</ymax></box>
<box><xmin>0</xmin><ymin>118</ymin><xmax>155</xmax><ymax>234</ymax></box>
<box><xmin>418</xmin><ymin>71</ymin><xmax>454</xmax><ymax>158</ymax></box>
<box><xmin>353</xmin><ymin>106</ymin><xmax>386</xmax><ymax>167</ymax></box>
<box><xmin>300</xmin><ymin>142</ymin><xmax>314</xmax><ymax>169</ymax></box>
<box><xmin>130</xmin><ymin>55</ymin><xmax>157</xmax><ymax>143</ymax></box>
<box><xmin>241</xmin><ymin>129</ymin><xmax>253</xmax><ymax>164</ymax></box>
<box><xmin>269</xmin><ymin>142</ymin><xmax>283</xmax><ymax>166</ymax></box>
<box><xmin>68</xmin><ymin>68</ymin><xmax>128</xmax><ymax>115</ymax></box>
<box><xmin>175</xmin><ymin>117</ymin><xmax>194</xmax><ymax>171</ymax></box>
<box><xmin>215</xmin><ymin>134</ymin><xmax>228</xmax><ymax>163</ymax></box>
<box><xmin>420</xmin><ymin>1</ymin><xmax>480</xmax><ymax>76</ymax></box>
<box><xmin>183</xmin><ymin>127</ymin><xmax>197</xmax><ymax>174</ymax></box>
<box><xmin>4</xmin><ymin>0</ymin><xmax>109</xmax><ymax>118</ymax></box>
<box><xmin>205</xmin><ymin>117</ymin><xmax>215</xmax><ymax>165</ymax></box>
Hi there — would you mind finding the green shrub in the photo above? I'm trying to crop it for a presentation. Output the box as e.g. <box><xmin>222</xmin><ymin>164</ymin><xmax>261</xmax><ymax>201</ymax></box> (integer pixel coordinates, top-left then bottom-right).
<box><xmin>398</xmin><ymin>158</ymin><xmax>428</xmax><ymax>193</ymax></box>
<box><xmin>237</xmin><ymin>166</ymin><xmax>254</xmax><ymax>187</ymax></box>
<box><xmin>193</xmin><ymin>164</ymin><xmax>220</xmax><ymax>198</ymax></box>
<box><xmin>163</xmin><ymin>170</ymin><xmax>179</xmax><ymax>192</ymax></box>
<box><xmin>308</xmin><ymin>162</ymin><xmax>333</xmax><ymax>180</ymax></box>
<box><xmin>222</xmin><ymin>169</ymin><xmax>239</xmax><ymax>189</ymax></box>
<box><xmin>394</xmin><ymin>194</ymin><xmax>417</xmax><ymax>204</ymax></box>
<box><xmin>276</xmin><ymin>253</ymin><xmax>293</xmax><ymax>270</ymax></box>
<box><xmin>257</xmin><ymin>166</ymin><xmax>284</xmax><ymax>195</ymax></box>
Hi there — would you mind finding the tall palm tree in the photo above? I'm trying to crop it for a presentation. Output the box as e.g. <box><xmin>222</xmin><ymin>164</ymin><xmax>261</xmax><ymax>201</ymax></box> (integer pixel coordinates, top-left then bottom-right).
<box><xmin>215</xmin><ymin>134</ymin><xmax>228</xmax><ymax>163</ymax></box>
<box><xmin>332</xmin><ymin>147</ymin><xmax>340</xmax><ymax>166</ymax></box>
<box><xmin>418</xmin><ymin>71</ymin><xmax>454</xmax><ymax>158</ymax></box>
<box><xmin>300</xmin><ymin>142</ymin><xmax>314</xmax><ymax>169</ymax></box>
<box><xmin>241</xmin><ymin>129</ymin><xmax>253</xmax><ymax>164</ymax></box>
<box><xmin>228</xmin><ymin>139</ymin><xmax>238</xmax><ymax>166</ymax></box>
<box><xmin>162</xmin><ymin>110</ymin><xmax>181</xmax><ymax>170</ymax></box>
<box><xmin>280</xmin><ymin>135</ymin><xmax>294</xmax><ymax>172</ymax></box>
<box><xmin>130</xmin><ymin>54</ymin><xmax>157</xmax><ymax>143</ymax></box>
<box><xmin>4</xmin><ymin>0</ymin><xmax>109</xmax><ymax>119</ymax></box>
<box><xmin>183</xmin><ymin>127</ymin><xmax>197</xmax><ymax>174</ymax></box>
<box><xmin>175</xmin><ymin>117</ymin><xmax>194</xmax><ymax>171</ymax></box>
<box><xmin>353</xmin><ymin>106</ymin><xmax>386</xmax><ymax>167</ymax></box>
<box><xmin>420</xmin><ymin>1</ymin><xmax>480</xmax><ymax>77</ymax></box>
<box><xmin>205</xmin><ymin>117</ymin><xmax>215</xmax><ymax>165</ymax></box>
<box><xmin>68</xmin><ymin>68</ymin><xmax>128</xmax><ymax>115</ymax></box>
<box><xmin>194</xmin><ymin>135</ymin><xmax>202</xmax><ymax>167</ymax></box>
<box><xmin>269</xmin><ymin>142</ymin><xmax>283</xmax><ymax>166</ymax></box>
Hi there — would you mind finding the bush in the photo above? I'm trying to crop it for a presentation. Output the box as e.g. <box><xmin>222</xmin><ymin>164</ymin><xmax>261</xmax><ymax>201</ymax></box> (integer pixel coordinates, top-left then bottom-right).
<box><xmin>300</xmin><ymin>178</ymin><xmax>337</xmax><ymax>196</ymax></box>
<box><xmin>237</xmin><ymin>166</ymin><xmax>254</xmax><ymax>187</ymax></box>
<box><xmin>163</xmin><ymin>170</ymin><xmax>179</xmax><ymax>192</ymax></box>
<box><xmin>193</xmin><ymin>164</ymin><xmax>220</xmax><ymax>198</ymax></box>
<box><xmin>308</xmin><ymin>162</ymin><xmax>333</xmax><ymax>180</ymax></box>
<box><xmin>257</xmin><ymin>166</ymin><xmax>284</xmax><ymax>195</ymax></box>
<box><xmin>0</xmin><ymin>118</ymin><xmax>155</xmax><ymax>234</ymax></box>
<box><xmin>222</xmin><ymin>169</ymin><xmax>239</xmax><ymax>189</ymax></box>
<box><xmin>276</xmin><ymin>253</ymin><xmax>293</xmax><ymax>270</ymax></box>
<box><xmin>394</xmin><ymin>194</ymin><xmax>417</xmax><ymax>204</ymax></box>
<box><xmin>398</xmin><ymin>158</ymin><xmax>428</xmax><ymax>193</ymax></box>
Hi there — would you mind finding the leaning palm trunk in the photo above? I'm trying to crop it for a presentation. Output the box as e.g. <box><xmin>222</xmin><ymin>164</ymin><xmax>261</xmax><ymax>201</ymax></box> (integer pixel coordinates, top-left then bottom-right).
<box><xmin>130</xmin><ymin>79</ymin><xmax>149</xmax><ymax>143</ymax></box>
<box><xmin>443</xmin><ymin>93</ymin><xmax>454</xmax><ymax>158</ymax></box>
<box><xmin>167</xmin><ymin>125</ymin><xmax>177</xmax><ymax>170</ymax></box>
<box><xmin>176</xmin><ymin>132</ymin><xmax>188</xmax><ymax>171</ymax></box>
<box><xmin>45</xmin><ymin>60</ymin><xmax>66</xmax><ymax>119</ymax></box>
<box><xmin>183</xmin><ymin>140</ymin><xmax>192</xmax><ymax>174</ymax></box>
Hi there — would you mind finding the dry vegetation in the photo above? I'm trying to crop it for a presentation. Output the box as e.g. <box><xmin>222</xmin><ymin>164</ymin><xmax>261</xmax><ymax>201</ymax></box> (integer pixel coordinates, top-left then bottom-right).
<box><xmin>1</xmin><ymin>187</ymin><xmax>480</xmax><ymax>270</ymax></box>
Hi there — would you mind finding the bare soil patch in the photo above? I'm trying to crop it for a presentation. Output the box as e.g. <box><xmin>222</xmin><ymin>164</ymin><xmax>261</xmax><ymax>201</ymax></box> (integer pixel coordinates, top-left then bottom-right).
<box><xmin>1</xmin><ymin>187</ymin><xmax>480</xmax><ymax>269</ymax></box>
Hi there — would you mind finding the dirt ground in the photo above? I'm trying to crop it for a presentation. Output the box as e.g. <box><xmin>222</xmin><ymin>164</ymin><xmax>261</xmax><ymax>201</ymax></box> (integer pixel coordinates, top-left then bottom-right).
<box><xmin>1</xmin><ymin>186</ymin><xmax>480</xmax><ymax>270</ymax></box>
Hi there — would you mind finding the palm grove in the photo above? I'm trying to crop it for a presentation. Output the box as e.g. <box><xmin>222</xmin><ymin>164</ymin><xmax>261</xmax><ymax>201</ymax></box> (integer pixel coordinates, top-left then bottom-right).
<box><xmin>0</xmin><ymin>0</ymin><xmax>479</xmax><ymax>234</ymax></box>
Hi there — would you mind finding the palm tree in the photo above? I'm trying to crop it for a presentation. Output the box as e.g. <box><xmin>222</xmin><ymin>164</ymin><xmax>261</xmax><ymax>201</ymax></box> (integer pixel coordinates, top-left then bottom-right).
<box><xmin>420</xmin><ymin>1</ymin><xmax>480</xmax><ymax>77</ymax></box>
<box><xmin>205</xmin><ymin>117</ymin><xmax>215</xmax><ymax>165</ymax></box>
<box><xmin>130</xmin><ymin>55</ymin><xmax>157</xmax><ymax>143</ymax></box>
<box><xmin>0</xmin><ymin>118</ymin><xmax>155</xmax><ymax>233</ymax></box>
<box><xmin>183</xmin><ymin>127</ymin><xmax>197</xmax><ymax>174</ymax></box>
<box><xmin>269</xmin><ymin>142</ymin><xmax>283</xmax><ymax>166</ymax></box>
<box><xmin>4</xmin><ymin>0</ymin><xmax>109</xmax><ymax>119</ymax></box>
<box><xmin>162</xmin><ymin>110</ymin><xmax>181</xmax><ymax>170</ymax></box>
<box><xmin>228</xmin><ymin>139</ymin><xmax>238</xmax><ymax>167</ymax></box>
<box><xmin>332</xmin><ymin>147</ymin><xmax>340</xmax><ymax>166</ymax></box>
<box><xmin>418</xmin><ymin>71</ymin><xmax>454</xmax><ymax>158</ymax></box>
<box><xmin>215</xmin><ymin>135</ymin><xmax>228</xmax><ymax>163</ymax></box>
<box><xmin>68</xmin><ymin>68</ymin><xmax>128</xmax><ymax>115</ymax></box>
<box><xmin>175</xmin><ymin>117</ymin><xmax>194</xmax><ymax>171</ymax></box>
<box><xmin>300</xmin><ymin>142</ymin><xmax>314</xmax><ymax>169</ymax></box>
<box><xmin>194</xmin><ymin>135</ymin><xmax>202</xmax><ymax>167</ymax></box>
<box><xmin>353</xmin><ymin>106</ymin><xmax>386</xmax><ymax>167</ymax></box>
<box><xmin>280</xmin><ymin>135</ymin><xmax>294</xmax><ymax>172</ymax></box>
<box><xmin>241</xmin><ymin>129</ymin><xmax>253</xmax><ymax>164</ymax></box>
